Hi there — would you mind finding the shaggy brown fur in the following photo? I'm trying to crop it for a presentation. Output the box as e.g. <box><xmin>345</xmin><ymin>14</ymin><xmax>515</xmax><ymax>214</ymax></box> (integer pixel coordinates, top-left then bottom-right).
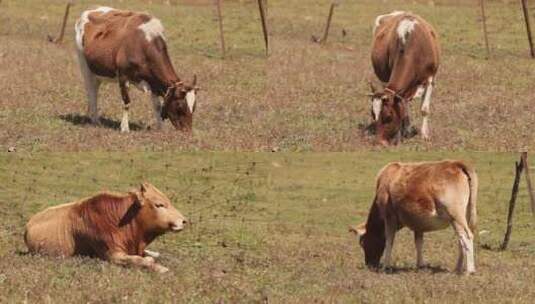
<box><xmin>25</xmin><ymin>183</ymin><xmax>187</xmax><ymax>273</ymax></box>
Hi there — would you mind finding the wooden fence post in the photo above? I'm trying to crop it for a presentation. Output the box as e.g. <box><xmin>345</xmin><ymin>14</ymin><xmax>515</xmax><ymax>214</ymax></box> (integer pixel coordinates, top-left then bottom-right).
<box><xmin>478</xmin><ymin>0</ymin><xmax>490</xmax><ymax>58</ymax></box>
<box><xmin>312</xmin><ymin>1</ymin><xmax>340</xmax><ymax>43</ymax></box>
<box><xmin>215</xmin><ymin>0</ymin><xmax>226</xmax><ymax>58</ymax></box>
<box><xmin>257</xmin><ymin>0</ymin><xmax>269</xmax><ymax>56</ymax></box>
<box><xmin>500</xmin><ymin>154</ymin><xmax>525</xmax><ymax>250</ymax></box>
<box><xmin>521</xmin><ymin>153</ymin><xmax>535</xmax><ymax>214</ymax></box>
<box><xmin>520</xmin><ymin>0</ymin><xmax>535</xmax><ymax>58</ymax></box>
<box><xmin>48</xmin><ymin>1</ymin><xmax>73</xmax><ymax>44</ymax></box>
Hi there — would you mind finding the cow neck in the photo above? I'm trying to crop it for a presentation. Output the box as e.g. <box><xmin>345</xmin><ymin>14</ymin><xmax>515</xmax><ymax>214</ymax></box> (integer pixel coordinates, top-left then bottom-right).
<box><xmin>146</xmin><ymin>43</ymin><xmax>182</xmax><ymax>96</ymax></box>
<box><xmin>366</xmin><ymin>198</ymin><xmax>386</xmax><ymax>241</ymax></box>
<box><xmin>150</xmin><ymin>70</ymin><xmax>181</xmax><ymax>97</ymax></box>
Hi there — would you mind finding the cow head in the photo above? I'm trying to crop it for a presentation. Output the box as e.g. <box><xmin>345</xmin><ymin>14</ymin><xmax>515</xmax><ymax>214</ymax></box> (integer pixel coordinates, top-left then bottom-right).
<box><xmin>349</xmin><ymin>222</ymin><xmax>385</xmax><ymax>269</ymax></box>
<box><xmin>134</xmin><ymin>182</ymin><xmax>188</xmax><ymax>234</ymax></box>
<box><xmin>162</xmin><ymin>75</ymin><xmax>200</xmax><ymax>132</ymax></box>
<box><xmin>369</xmin><ymin>82</ymin><xmax>407</xmax><ymax>146</ymax></box>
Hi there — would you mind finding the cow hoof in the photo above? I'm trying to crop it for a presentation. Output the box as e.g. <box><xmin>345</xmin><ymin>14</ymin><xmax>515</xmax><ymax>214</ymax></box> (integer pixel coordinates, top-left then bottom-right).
<box><xmin>144</xmin><ymin>249</ymin><xmax>160</xmax><ymax>259</ymax></box>
<box><xmin>153</xmin><ymin>264</ymin><xmax>169</xmax><ymax>274</ymax></box>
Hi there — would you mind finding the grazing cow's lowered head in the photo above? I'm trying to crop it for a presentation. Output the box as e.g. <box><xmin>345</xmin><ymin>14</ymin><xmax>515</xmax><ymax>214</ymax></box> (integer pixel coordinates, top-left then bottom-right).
<box><xmin>349</xmin><ymin>202</ymin><xmax>385</xmax><ymax>268</ymax></box>
<box><xmin>162</xmin><ymin>76</ymin><xmax>199</xmax><ymax>132</ymax></box>
<box><xmin>369</xmin><ymin>82</ymin><xmax>408</xmax><ymax>146</ymax></box>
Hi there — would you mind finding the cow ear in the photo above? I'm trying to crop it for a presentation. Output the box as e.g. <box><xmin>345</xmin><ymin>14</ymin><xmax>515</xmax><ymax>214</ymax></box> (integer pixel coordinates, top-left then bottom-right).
<box><xmin>140</xmin><ymin>182</ymin><xmax>155</xmax><ymax>193</ymax></box>
<box><xmin>348</xmin><ymin>222</ymin><xmax>367</xmax><ymax>236</ymax></box>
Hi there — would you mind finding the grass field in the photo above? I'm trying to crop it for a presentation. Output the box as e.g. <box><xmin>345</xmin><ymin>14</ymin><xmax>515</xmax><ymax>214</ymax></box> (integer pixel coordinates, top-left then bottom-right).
<box><xmin>1</xmin><ymin>152</ymin><xmax>534</xmax><ymax>303</ymax></box>
<box><xmin>1</xmin><ymin>0</ymin><xmax>534</xmax><ymax>151</ymax></box>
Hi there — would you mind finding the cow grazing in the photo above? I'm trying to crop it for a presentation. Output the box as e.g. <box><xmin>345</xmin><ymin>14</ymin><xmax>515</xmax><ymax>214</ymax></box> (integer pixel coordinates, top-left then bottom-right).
<box><xmin>369</xmin><ymin>11</ymin><xmax>440</xmax><ymax>145</ymax></box>
<box><xmin>75</xmin><ymin>7</ymin><xmax>199</xmax><ymax>133</ymax></box>
<box><xmin>349</xmin><ymin>160</ymin><xmax>478</xmax><ymax>274</ymax></box>
<box><xmin>24</xmin><ymin>183</ymin><xmax>187</xmax><ymax>273</ymax></box>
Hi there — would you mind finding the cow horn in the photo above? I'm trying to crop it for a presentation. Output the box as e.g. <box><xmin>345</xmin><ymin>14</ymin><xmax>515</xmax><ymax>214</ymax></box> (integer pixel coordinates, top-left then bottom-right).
<box><xmin>191</xmin><ymin>74</ymin><xmax>197</xmax><ymax>87</ymax></box>
<box><xmin>348</xmin><ymin>222</ymin><xmax>367</xmax><ymax>236</ymax></box>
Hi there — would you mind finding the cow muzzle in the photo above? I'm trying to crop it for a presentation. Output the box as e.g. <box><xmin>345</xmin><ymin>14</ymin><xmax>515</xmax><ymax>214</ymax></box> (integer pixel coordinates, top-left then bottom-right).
<box><xmin>169</xmin><ymin>219</ymin><xmax>188</xmax><ymax>232</ymax></box>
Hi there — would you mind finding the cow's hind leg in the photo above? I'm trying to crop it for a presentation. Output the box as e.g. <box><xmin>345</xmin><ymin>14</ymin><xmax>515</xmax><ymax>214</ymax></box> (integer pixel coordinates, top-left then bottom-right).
<box><xmin>119</xmin><ymin>78</ymin><xmax>131</xmax><ymax>133</ymax></box>
<box><xmin>414</xmin><ymin>231</ymin><xmax>424</xmax><ymax>268</ymax></box>
<box><xmin>110</xmin><ymin>252</ymin><xmax>168</xmax><ymax>273</ymax></box>
<box><xmin>452</xmin><ymin>220</ymin><xmax>475</xmax><ymax>274</ymax></box>
<box><xmin>421</xmin><ymin>77</ymin><xmax>434</xmax><ymax>141</ymax></box>
<box><xmin>76</xmin><ymin>50</ymin><xmax>101</xmax><ymax>124</ymax></box>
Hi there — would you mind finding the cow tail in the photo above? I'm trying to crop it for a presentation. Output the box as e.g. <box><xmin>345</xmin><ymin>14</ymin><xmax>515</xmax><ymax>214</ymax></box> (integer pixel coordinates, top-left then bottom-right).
<box><xmin>458</xmin><ymin>162</ymin><xmax>478</xmax><ymax>233</ymax></box>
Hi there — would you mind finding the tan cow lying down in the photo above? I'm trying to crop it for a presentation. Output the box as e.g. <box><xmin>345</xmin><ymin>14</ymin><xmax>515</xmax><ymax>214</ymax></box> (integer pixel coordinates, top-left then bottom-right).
<box><xmin>350</xmin><ymin>160</ymin><xmax>478</xmax><ymax>274</ymax></box>
<box><xmin>25</xmin><ymin>183</ymin><xmax>187</xmax><ymax>273</ymax></box>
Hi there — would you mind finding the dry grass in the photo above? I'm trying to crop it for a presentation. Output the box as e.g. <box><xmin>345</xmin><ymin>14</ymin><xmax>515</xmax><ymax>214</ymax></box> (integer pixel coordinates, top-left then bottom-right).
<box><xmin>1</xmin><ymin>152</ymin><xmax>534</xmax><ymax>303</ymax></box>
<box><xmin>0</xmin><ymin>0</ymin><xmax>534</xmax><ymax>151</ymax></box>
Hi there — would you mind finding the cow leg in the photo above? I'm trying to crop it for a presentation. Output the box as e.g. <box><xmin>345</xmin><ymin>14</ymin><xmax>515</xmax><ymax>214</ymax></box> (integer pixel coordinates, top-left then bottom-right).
<box><xmin>119</xmin><ymin>79</ymin><xmax>131</xmax><ymax>133</ymax></box>
<box><xmin>150</xmin><ymin>94</ymin><xmax>163</xmax><ymax>130</ymax></box>
<box><xmin>414</xmin><ymin>231</ymin><xmax>424</xmax><ymax>268</ymax></box>
<box><xmin>420</xmin><ymin>77</ymin><xmax>434</xmax><ymax>140</ymax></box>
<box><xmin>455</xmin><ymin>241</ymin><xmax>465</xmax><ymax>273</ymax></box>
<box><xmin>452</xmin><ymin>220</ymin><xmax>475</xmax><ymax>274</ymax></box>
<box><xmin>143</xmin><ymin>249</ymin><xmax>161</xmax><ymax>259</ymax></box>
<box><xmin>76</xmin><ymin>50</ymin><xmax>101</xmax><ymax>124</ymax></box>
<box><xmin>110</xmin><ymin>252</ymin><xmax>168</xmax><ymax>273</ymax></box>
<box><xmin>382</xmin><ymin>221</ymin><xmax>397</xmax><ymax>270</ymax></box>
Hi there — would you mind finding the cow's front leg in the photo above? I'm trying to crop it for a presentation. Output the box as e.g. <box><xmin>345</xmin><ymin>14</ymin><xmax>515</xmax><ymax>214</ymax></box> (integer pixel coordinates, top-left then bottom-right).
<box><xmin>150</xmin><ymin>94</ymin><xmax>163</xmax><ymax>130</ymax></box>
<box><xmin>382</xmin><ymin>220</ymin><xmax>397</xmax><ymax>270</ymax></box>
<box><xmin>119</xmin><ymin>79</ymin><xmax>131</xmax><ymax>133</ymax></box>
<box><xmin>414</xmin><ymin>231</ymin><xmax>424</xmax><ymax>268</ymax></box>
<box><xmin>110</xmin><ymin>252</ymin><xmax>169</xmax><ymax>273</ymax></box>
<box><xmin>421</xmin><ymin>77</ymin><xmax>434</xmax><ymax>141</ymax></box>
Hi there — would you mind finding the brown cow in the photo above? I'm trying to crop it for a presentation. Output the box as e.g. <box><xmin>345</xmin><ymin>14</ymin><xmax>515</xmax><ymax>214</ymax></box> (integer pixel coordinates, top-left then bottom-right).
<box><xmin>369</xmin><ymin>11</ymin><xmax>440</xmax><ymax>145</ymax></box>
<box><xmin>75</xmin><ymin>7</ymin><xmax>199</xmax><ymax>133</ymax></box>
<box><xmin>24</xmin><ymin>182</ymin><xmax>187</xmax><ymax>273</ymax></box>
<box><xmin>350</xmin><ymin>160</ymin><xmax>478</xmax><ymax>274</ymax></box>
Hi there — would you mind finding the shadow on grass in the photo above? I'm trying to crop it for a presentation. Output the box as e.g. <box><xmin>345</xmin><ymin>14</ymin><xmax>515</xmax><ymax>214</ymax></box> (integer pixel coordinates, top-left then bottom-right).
<box><xmin>358</xmin><ymin>121</ymin><xmax>419</xmax><ymax>139</ymax></box>
<box><xmin>59</xmin><ymin>113</ymin><xmax>144</xmax><ymax>131</ymax></box>
<box><xmin>371</xmin><ymin>264</ymin><xmax>449</xmax><ymax>275</ymax></box>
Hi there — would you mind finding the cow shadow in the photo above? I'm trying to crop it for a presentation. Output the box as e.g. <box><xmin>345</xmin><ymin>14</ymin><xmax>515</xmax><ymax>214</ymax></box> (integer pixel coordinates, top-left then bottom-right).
<box><xmin>358</xmin><ymin>121</ymin><xmax>418</xmax><ymax>139</ymax></box>
<box><xmin>59</xmin><ymin>113</ymin><xmax>144</xmax><ymax>131</ymax></box>
<box><xmin>379</xmin><ymin>264</ymin><xmax>449</xmax><ymax>275</ymax></box>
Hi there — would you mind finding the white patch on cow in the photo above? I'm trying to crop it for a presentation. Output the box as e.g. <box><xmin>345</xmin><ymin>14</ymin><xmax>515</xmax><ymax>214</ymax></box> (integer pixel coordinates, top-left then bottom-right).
<box><xmin>373</xmin><ymin>11</ymin><xmax>405</xmax><ymax>34</ymax></box>
<box><xmin>372</xmin><ymin>97</ymin><xmax>382</xmax><ymax>121</ymax></box>
<box><xmin>397</xmin><ymin>19</ymin><xmax>418</xmax><ymax>45</ymax></box>
<box><xmin>134</xmin><ymin>80</ymin><xmax>151</xmax><ymax>94</ymax></box>
<box><xmin>75</xmin><ymin>6</ymin><xmax>115</xmax><ymax>50</ymax></box>
<box><xmin>186</xmin><ymin>90</ymin><xmax>196</xmax><ymax>113</ymax></box>
<box><xmin>139</xmin><ymin>18</ymin><xmax>165</xmax><ymax>42</ymax></box>
<box><xmin>414</xmin><ymin>86</ymin><xmax>426</xmax><ymax>99</ymax></box>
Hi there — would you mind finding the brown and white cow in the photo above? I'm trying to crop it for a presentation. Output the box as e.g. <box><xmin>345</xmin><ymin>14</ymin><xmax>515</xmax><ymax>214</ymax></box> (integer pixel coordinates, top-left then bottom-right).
<box><xmin>75</xmin><ymin>7</ymin><xmax>199</xmax><ymax>133</ymax></box>
<box><xmin>349</xmin><ymin>160</ymin><xmax>478</xmax><ymax>274</ymax></box>
<box><xmin>369</xmin><ymin>11</ymin><xmax>440</xmax><ymax>145</ymax></box>
<box><xmin>24</xmin><ymin>182</ymin><xmax>187</xmax><ymax>273</ymax></box>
